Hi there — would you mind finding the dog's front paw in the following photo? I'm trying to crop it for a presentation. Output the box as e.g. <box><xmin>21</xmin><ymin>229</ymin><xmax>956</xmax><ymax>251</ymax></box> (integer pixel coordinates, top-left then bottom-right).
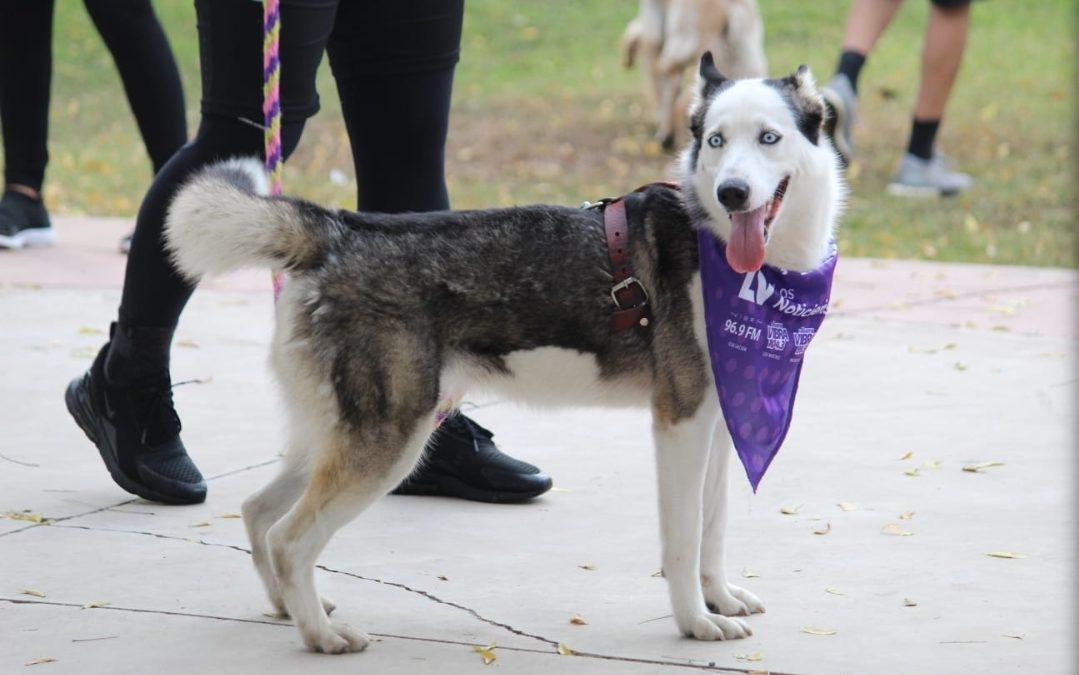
<box><xmin>305</xmin><ymin>622</ymin><xmax>370</xmax><ymax>654</ymax></box>
<box><xmin>677</xmin><ymin>612</ymin><xmax>752</xmax><ymax>641</ymax></box>
<box><xmin>704</xmin><ymin>582</ymin><xmax>766</xmax><ymax>617</ymax></box>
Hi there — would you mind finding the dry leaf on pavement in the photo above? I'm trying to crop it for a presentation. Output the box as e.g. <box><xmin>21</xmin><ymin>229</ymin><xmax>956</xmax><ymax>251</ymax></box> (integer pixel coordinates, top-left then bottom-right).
<box><xmin>472</xmin><ymin>643</ymin><xmax>497</xmax><ymax>665</ymax></box>
<box><xmin>569</xmin><ymin>614</ymin><xmax>587</xmax><ymax>625</ymax></box>
<box><xmin>837</xmin><ymin>502</ymin><xmax>857</xmax><ymax>512</ymax></box>
<box><xmin>25</xmin><ymin>657</ymin><xmax>56</xmax><ymax>666</ymax></box>
<box><xmin>801</xmin><ymin>627</ymin><xmax>837</xmax><ymax>636</ymax></box>
<box><xmin>557</xmin><ymin>643</ymin><xmax>575</xmax><ymax>656</ymax></box>
<box><xmin>21</xmin><ymin>589</ymin><xmax>46</xmax><ymax>598</ymax></box>
<box><xmin>962</xmin><ymin>461</ymin><xmax>1005</xmax><ymax>473</ymax></box>
<box><xmin>881</xmin><ymin>524</ymin><xmax>913</xmax><ymax>536</ymax></box>
<box><xmin>780</xmin><ymin>505</ymin><xmax>801</xmax><ymax>515</ymax></box>
<box><xmin>813</xmin><ymin>523</ymin><xmax>831</xmax><ymax>535</ymax></box>
<box><xmin>986</xmin><ymin>551</ymin><xmax>1026</xmax><ymax>559</ymax></box>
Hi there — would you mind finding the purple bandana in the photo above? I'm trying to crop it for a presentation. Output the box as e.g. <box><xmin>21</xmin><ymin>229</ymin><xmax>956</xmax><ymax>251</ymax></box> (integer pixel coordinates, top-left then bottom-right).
<box><xmin>698</xmin><ymin>229</ymin><xmax>838</xmax><ymax>491</ymax></box>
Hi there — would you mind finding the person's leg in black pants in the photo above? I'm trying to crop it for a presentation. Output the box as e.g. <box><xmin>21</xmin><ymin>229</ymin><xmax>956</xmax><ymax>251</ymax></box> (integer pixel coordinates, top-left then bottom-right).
<box><xmin>326</xmin><ymin>0</ymin><xmax>552</xmax><ymax>502</ymax></box>
<box><xmin>84</xmin><ymin>0</ymin><xmax>189</xmax><ymax>251</ymax></box>
<box><xmin>67</xmin><ymin>0</ymin><xmax>337</xmax><ymax>504</ymax></box>
<box><xmin>0</xmin><ymin>0</ymin><xmax>55</xmax><ymax>247</ymax></box>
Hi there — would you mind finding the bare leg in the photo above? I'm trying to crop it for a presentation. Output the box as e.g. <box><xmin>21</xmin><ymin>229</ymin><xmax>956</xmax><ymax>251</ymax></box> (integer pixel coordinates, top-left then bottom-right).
<box><xmin>841</xmin><ymin>0</ymin><xmax>904</xmax><ymax>55</ymax></box>
<box><xmin>699</xmin><ymin>422</ymin><xmax>765</xmax><ymax>617</ymax></box>
<box><xmin>913</xmin><ymin>2</ymin><xmax>970</xmax><ymax>120</ymax></box>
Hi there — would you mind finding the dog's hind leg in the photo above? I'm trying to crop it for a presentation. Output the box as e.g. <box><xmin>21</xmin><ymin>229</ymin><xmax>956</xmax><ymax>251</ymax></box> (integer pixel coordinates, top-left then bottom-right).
<box><xmin>241</xmin><ymin>452</ymin><xmax>337</xmax><ymax>618</ymax></box>
<box><xmin>267</xmin><ymin>418</ymin><xmax>434</xmax><ymax>654</ymax></box>
<box><xmin>654</xmin><ymin>400</ymin><xmax>750</xmax><ymax>641</ymax></box>
<box><xmin>699</xmin><ymin>422</ymin><xmax>765</xmax><ymax>617</ymax></box>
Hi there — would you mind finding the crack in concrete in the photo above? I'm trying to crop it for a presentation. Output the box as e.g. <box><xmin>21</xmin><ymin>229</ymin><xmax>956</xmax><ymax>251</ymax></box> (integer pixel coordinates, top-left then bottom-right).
<box><xmin>4</xmin><ymin>457</ymin><xmax>798</xmax><ymax>668</ymax></box>
<box><xmin>1</xmin><ymin>597</ymin><xmax>785</xmax><ymax>673</ymax></box>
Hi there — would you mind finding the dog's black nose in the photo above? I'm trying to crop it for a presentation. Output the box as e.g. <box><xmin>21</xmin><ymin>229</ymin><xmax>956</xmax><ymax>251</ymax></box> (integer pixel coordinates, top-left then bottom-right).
<box><xmin>716</xmin><ymin>180</ymin><xmax>750</xmax><ymax>211</ymax></box>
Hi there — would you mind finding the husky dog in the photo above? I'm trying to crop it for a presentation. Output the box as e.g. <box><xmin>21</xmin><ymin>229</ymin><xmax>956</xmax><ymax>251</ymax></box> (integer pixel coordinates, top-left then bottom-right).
<box><xmin>622</xmin><ymin>0</ymin><xmax>768</xmax><ymax>150</ymax></box>
<box><xmin>163</xmin><ymin>53</ymin><xmax>842</xmax><ymax>654</ymax></box>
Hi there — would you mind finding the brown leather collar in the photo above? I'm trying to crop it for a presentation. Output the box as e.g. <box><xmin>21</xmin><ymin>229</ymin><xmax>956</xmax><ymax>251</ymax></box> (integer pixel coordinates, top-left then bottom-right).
<box><xmin>588</xmin><ymin>182</ymin><xmax>679</xmax><ymax>340</ymax></box>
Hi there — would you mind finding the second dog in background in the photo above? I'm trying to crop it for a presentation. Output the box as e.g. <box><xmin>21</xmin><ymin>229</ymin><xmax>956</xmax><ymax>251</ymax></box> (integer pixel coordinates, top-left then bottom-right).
<box><xmin>623</xmin><ymin>0</ymin><xmax>768</xmax><ymax>150</ymax></box>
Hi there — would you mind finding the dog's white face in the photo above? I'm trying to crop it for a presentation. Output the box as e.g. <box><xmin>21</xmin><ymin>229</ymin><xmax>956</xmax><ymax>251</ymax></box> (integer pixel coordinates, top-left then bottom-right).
<box><xmin>684</xmin><ymin>57</ymin><xmax>835</xmax><ymax>273</ymax></box>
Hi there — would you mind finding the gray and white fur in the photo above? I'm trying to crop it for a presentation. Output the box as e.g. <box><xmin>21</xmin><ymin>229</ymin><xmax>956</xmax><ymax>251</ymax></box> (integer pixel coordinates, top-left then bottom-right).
<box><xmin>164</xmin><ymin>53</ymin><xmax>842</xmax><ymax>655</ymax></box>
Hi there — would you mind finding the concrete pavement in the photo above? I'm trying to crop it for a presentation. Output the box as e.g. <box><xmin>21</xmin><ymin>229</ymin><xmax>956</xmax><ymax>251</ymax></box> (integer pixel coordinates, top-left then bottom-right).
<box><xmin>1</xmin><ymin>216</ymin><xmax>1075</xmax><ymax>674</ymax></box>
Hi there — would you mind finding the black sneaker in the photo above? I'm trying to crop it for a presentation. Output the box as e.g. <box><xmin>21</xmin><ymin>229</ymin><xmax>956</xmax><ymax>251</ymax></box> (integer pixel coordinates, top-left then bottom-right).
<box><xmin>0</xmin><ymin>191</ymin><xmax>54</xmax><ymax>249</ymax></box>
<box><xmin>393</xmin><ymin>414</ymin><xmax>552</xmax><ymax>503</ymax></box>
<box><xmin>65</xmin><ymin>342</ymin><xmax>207</xmax><ymax>505</ymax></box>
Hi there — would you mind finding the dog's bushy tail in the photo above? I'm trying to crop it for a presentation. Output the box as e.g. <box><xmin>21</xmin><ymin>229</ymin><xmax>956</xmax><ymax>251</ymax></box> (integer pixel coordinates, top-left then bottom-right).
<box><xmin>165</xmin><ymin>157</ymin><xmax>342</xmax><ymax>280</ymax></box>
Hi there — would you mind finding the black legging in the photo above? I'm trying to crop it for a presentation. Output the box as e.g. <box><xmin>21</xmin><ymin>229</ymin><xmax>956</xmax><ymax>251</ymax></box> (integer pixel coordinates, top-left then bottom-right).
<box><xmin>120</xmin><ymin>0</ymin><xmax>463</xmax><ymax>331</ymax></box>
<box><xmin>0</xmin><ymin>0</ymin><xmax>186</xmax><ymax>189</ymax></box>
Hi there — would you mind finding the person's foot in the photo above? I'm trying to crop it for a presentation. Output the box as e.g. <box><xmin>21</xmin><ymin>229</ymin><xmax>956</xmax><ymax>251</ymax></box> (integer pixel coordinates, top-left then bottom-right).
<box><xmin>0</xmin><ymin>191</ymin><xmax>54</xmax><ymax>249</ymax></box>
<box><xmin>65</xmin><ymin>337</ymin><xmax>207</xmax><ymax>505</ymax></box>
<box><xmin>119</xmin><ymin>231</ymin><xmax>133</xmax><ymax>254</ymax></box>
<box><xmin>393</xmin><ymin>414</ymin><xmax>553</xmax><ymax>503</ymax></box>
<box><xmin>820</xmin><ymin>74</ymin><xmax>857</xmax><ymax>168</ymax></box>
<box><xmin>887</xmin><ymin>153</ymin><xmax>973</xmax><ymax>197</ymax></box>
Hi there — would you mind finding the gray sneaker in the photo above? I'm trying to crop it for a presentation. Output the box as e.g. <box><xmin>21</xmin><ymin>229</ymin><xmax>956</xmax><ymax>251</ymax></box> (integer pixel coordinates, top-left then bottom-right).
<box><xmin>887</xmin><ymin>153</ymin><xmax>973</xmax><ymax>197</ymax></box>
<box><xmin>821</xmin><ymin>74</ymin><xmax>857</xmax><ymax>167</ymax></box>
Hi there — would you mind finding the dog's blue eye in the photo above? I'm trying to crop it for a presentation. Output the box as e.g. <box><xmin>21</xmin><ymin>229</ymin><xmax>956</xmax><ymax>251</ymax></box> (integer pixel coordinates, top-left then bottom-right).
<box><xmin>707</xmin><ymin>133</ymin><xmax>724</xmax><ymax>148</ymax></box>
<box><xmin>760</xmin><ymin>131</ymin><xmax>781</xmax><ymax>145</ymax></box>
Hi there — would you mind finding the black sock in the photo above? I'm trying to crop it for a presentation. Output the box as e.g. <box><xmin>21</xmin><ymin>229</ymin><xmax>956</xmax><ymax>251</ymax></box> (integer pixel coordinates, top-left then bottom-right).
<box><xmin>835</xmin><ymin>51</ymin><xmax>866</xmax><ymax>93</ymax></box>
<box><xmin>104</xmin><ymin>320</ymin><xmax>174</xmax><ymax>386</ymax></box>
<box><xmin>906</xmin><ymin>118</ymin><xmax>940</xmax><ymax>160</ymax></box>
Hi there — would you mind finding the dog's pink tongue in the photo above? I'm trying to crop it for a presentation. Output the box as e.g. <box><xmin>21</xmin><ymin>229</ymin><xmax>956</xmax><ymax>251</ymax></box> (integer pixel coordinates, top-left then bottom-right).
<box><xmin>726</xmin><ymin>205</ymin><xmax>767</xmax><ymax>273</ymax></box>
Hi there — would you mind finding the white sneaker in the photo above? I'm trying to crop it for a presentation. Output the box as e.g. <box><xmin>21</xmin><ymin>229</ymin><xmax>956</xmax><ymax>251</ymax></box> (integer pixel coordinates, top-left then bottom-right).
<box><xmin>887</xmin><ymin>153</ymin><xmax>974</xmax><ymax>197</ymax></box>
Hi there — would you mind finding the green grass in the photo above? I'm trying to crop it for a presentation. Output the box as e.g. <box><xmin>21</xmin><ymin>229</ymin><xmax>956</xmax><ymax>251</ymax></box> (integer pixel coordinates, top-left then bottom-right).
<box><xmin>13</xmin><ymin>0</ymin><xmax>1076</xmax><ymax>267</ymax></box>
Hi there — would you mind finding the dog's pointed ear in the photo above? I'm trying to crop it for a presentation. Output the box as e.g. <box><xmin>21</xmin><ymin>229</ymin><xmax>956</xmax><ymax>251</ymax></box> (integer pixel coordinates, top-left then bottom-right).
<box><xmin>689</xmin><ymin>52</ymin><xmax>730</xmax><ymax>139</ymax></box>
<box><xmin>782</xmin><ymin>64</ymin><xmax>818</xmax><ymax>96</ymax></box>
<box><xmin>698</xmin><ymin>52</ymin><xmax>729</xmax><ymax>91</ymax></box>
<box><xmin>778</xmin><ymin>64</ymin><xmax>825</xmax><ymax>145</ymax></box>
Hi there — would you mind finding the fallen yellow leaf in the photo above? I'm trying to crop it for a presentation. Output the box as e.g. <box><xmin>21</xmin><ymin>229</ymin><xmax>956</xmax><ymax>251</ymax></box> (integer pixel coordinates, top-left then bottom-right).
<box><xmin>801</xmin><ymin>627</ymin><xmax>837</xmax><ymax>636</ymax></box>
<box><xmin>741</xmin><ymin>568</ymin><xmax>759</xmax><ymax>579</ymax></box>
<box><xmin>21</xmin><ymin>589</ymin><xmax>46</xmax><ymax>598</ymax></box>
<box><xmin>735</xmin><ymin>651</ymin><xmax>764</xmax><ymax>662</ymax></box>
<box><xmin>953</xmin><ymin>362</ymin><xmax>969</xmax><ymax>372</ymax></box>
<box><xmin>780</xmin><ymin>505</ymin><xmax>801</xmax><ymax>515</ymax></box>
<box><xmin>25</xmin><ymin>657</ymin><xmax>56</xmax><ymax>666</ymax></box>
<box><xmin>437</xmin><ymin>574</ymin><xmax>449</xmax><ymax>581</ymax></box>
<box><xmin>189</xmin><ymin>522</ymin><xmax>212</xmax><ymax>528</ymax></box>
<box><xmin>78</xmin><ymin>326</ymin><xmax>104</xmax><ymax>336</ymax></box>
<box><xmin>898</xmin><ymin>451</ymin><xmax>913</xmax><ymax>460</ymax></box>
<box><xmin>813</xmin><ymin>523</ymin><xmax>831</xmax><ymax>535</ymax></box>
<box><xmin>922</xmin><ymin>460</ymin><xmax>942</xmax><ymax>469</ymax></box>
<box><xmin>578</xmin><ymin>563</ymin><xmax>596</xmax><ymax>571</ymax></box>
<box><xmin>825</xmin><ymin>587</ymin><xmax>845</xmax><ymax>595</ymax></box>
<box><xmin>176</xmin><ymin>339</ymin><xmax>200</xmax><ymax>349</ymax></box>
<box><xmin>569</xmin><ymin>614</ymin><xmax>587</xmax><ymax>626</ymax></box>
<box><xmin>899</xmin><ymin>511</ymin><xmax>915</xmax><ymax>520</ymax></box>
<box><xmin>903</xmin><ymin>598</ymin><xmax>918</xmax><ymax>607</ymax></box>
<box><xmin>881</xmin><ymin>523</ymin><xmax>913</xmax><ymax>536</ymax></box>
<box><xmin>557</xmin><ymin>643</ymin><xmax>575</xmax><ymax>656</ymax></box>
<box><xmin>472</xmin><ymin>643</ymin><xmax>497</xmax><ymax>665</ymax></box>
<box><xmin>904</xmin><ymin>467</ymin><xmax>920</xmax><ymax>477</ymax></box>
<box><xmin>1003</xmin><ymin>633</ymin><xmax>1024</xmax><ymax>640</ymax></box>
<box><xmin>986</xmin><ymin>552</ymin><xmax>1026</xmax><ymax>559</ymax></box>
<box><xmin>217</xmin><ymin>512</ymin><xmax>242</xmax><ymax>519</ymax></box>
<box><xmin>962</xmin><ymin>461</ymin><xmax>1005</xmax><ymax>473</ymax></box>
<box><xmin>837</xmin><ymin>501</ymin><xmax>857</xmax><ymax>512</ymax></box>
<box><xmin>81</xmin><ymin>601</ymin><xmax>111</xmax><ymax>609</ymax></box>
<box><xmin>5</xmin><ymin>511</ymin><xmax>45</xmax><ymax>523</ymax></box>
